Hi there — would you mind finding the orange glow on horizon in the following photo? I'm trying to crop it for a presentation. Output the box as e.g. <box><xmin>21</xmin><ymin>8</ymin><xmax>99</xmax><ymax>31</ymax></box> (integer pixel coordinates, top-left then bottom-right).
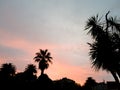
<box><xmin>42</xmin><ymin>60</ymin><xmax>90</xmax><ymax>85</ymax></box>
<box><xmin>0</xmin><ymin>29</ymin><xmax>114</xmax><ymax>86</ymax></box>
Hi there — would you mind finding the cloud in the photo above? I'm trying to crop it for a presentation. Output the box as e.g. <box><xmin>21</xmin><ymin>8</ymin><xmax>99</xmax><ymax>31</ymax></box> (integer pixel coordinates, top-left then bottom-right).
<box><xmin>0</xmin><ymin>0</ymin><xmax>117</xmax><ymax>85</ymax></box>
<box><xmin>0</xmin><ymin>44</ymin><xmax>27</xmax><ymax>58</ymax></box>
<box><xmin>0</xmin><ymin>0</ymin><xmax>88</xmax><ymax>45</ymax></box>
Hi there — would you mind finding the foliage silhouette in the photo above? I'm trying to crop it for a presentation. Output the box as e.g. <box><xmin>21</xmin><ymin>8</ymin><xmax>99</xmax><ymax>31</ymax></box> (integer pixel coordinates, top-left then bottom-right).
<box><xmin>85</xmin><ymin>11</ymin><xmax>120</xmax><ymax>84</ymax></box>
<box><xmin>0</xmin><ymin>63</ymin><xmax>16</xmax><ymax>77</ymax></box>
<box><xmin>14</xmin><ymin>64</ymin><xmax>37</xmax><ymax>88</ymax></box>
<box><xmin>0</xmin><ymin>49</ymin><xmax>83</xmax><ymax>90</ymax></box>
<box><xmin>0</xmin><ymin>63</ymin><xmax>16</xmax><ymax>81</ymax></box>
<box><xmin>24</xmin><ymin>64</ymin><xmax>37</xmax><ymax>82</ymax></box>
<box><xmin>54</xmin><ymin>77</ymin><xmax>82</xmax><ymax>90</ymax></box>
<box><xmin>36</xmin><ymin>74</ymin><xmax>54</xmax><ymax>89</ymax></box>
<box><xmin>82</xmin><ymin>77</ymin><xmax>97</xmax><ymax>90</ymax></box>
<box><xmin>0</xmin><ymin>62</ymin><xmax>82</xmax><ymax>90</ymax></box>
<box><xmin>34</xmin><ymin>49</ymin><xmax>53</xmax><ymax>75</ymax></box>
<box><xmin>0</xmin><ymin>63</ymin><xmax>16</xmax><ymax>89</ymax></box>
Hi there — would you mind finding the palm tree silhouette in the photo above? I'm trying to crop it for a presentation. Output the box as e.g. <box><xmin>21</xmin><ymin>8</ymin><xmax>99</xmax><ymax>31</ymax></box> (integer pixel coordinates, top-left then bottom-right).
<box><xmin>24</xmin><ymin>64</ymin><xmax>37</xmax><ymax>82</ymax></box>
<box><xmin>34</xmin><ymin>49</ymin><xmax>52</xmax><ymax>75</ymax></box>
<box><xmin>107</xmin><ymin>16</ymin><xmax>120</xmax><ymax>79</ymax></box>
<box><xmin>0</xmin><ymin>63</ymin><xmax>16</xmax><ymax>90</ymax></box>
<box><xmin>85</xmin><ymin>11</ymin><xmax>120</xmax><ymax>83</ymax></box>
<box><xmin>0</xmin><ymin>63</ymin><xmax>16</xmax><ymax>78</ymax></box>
<box><xmin>24</xmin><ymin>64</ymin><xmax>37</xmax><ymax>75</ymax></box>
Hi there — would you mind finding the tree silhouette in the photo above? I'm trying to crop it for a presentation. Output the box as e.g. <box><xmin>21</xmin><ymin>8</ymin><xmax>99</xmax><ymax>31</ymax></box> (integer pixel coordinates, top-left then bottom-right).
<box><xmin>24</xmin><ymin>64</ymin><xmax>37</xmax><ymax>82</ymax></box>
<box><xmin>85</xmin><ymin>11</ymin><xmax>120</xmax><ymax>83</ymax></box>
<box><xmin>54</xmin><ymin>77</ymin><xmax>82</xmax><ymax>90</ymax></box>
<box><xmin>0</xmin><ymin>63</ymin><xmax>16</xmax><ymax>89</ymax></box>
<box><xmin>34</xmin><ymin>49</ymin><xmax>53</xmax><ymax>75</ymax></box>
<box><xmin>0</xmin><ymin>63</ymin><xmax>16</xmax><ymax>78</ymax></box>
<box><xmin>107</xmin><ymin>16</ymin><xmax>120</xmax><ymax>79</ymax></box>
<box><xmin>83</xmin><ymin>77</ymin><xmax>97</xmax><ymax>90</ymax></box>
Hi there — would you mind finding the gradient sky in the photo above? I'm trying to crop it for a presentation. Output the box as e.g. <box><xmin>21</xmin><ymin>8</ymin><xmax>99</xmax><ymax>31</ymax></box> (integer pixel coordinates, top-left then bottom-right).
<box><xmin>0</xmin><ymin>0</ymin><xmax>120</xmax><ymax>85</ymax></box>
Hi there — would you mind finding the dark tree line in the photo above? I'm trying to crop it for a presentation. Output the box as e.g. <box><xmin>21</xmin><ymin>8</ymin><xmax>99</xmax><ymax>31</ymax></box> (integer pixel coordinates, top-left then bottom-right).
<box><xmin>0</xmin><ymin>49</ymin><xmax>99</xmax><ymax>90</ymax></box>
<box><xmin>0</xmin><ymin>49</ymin><xmax>82</xmax><ymax>90</ymax></box>
<box><xmin>0</xmin><ymin>63</ymin><xmax>83</xmax><ymax>90</ymax></box>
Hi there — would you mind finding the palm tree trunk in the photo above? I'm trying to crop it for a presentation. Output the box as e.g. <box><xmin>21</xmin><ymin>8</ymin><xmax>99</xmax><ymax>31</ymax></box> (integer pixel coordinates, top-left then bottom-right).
<box><xmin>117</xmin><ymin>70</ymin><xmax>120</xmax><ymax>79</ymax></box>
<box><xmin>41</xmin><ymin>70</ymin><xmax>44</xmax><ymax>75</ymax></box>
<box><xmin>114</xmin><ymin>71</ymin><xmax>120</xmax><ymax>90</ymax></box>
<box><xmin>110</xmin><ymin>70</ymin><xmax>119</xmax><ymax>83</ymax></box>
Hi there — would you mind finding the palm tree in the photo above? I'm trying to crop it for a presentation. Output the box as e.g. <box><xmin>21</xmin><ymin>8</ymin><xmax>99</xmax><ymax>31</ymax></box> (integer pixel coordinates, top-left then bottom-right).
<box><xmin>108</xmin><ymin>16</ymin><xmax>120</xmax><ymax>77</ymax></box>
<box><xmin>88</xmin><ymin>40</ymin><xmax>119</xmax><ymax>83</ymax></box>
<box><xmin>24</xmin><ymin>64</ymin><xmax>37</xmax><ymax>82</ymax></box>
<box><xmin>104</xmin><ymin>12</ymin><xmax>120</xmax><ymax>80</ymax></box>
<box><xmin>34</xmin><ymin>49</ymin><xmax>53</xmax><ymax>75</ymax></box>
<box><xmin>0</xmin><ymin>63</ymin><xmax>16</xmax><ymax>77</ymax></box>
<box><xmin>85</xmin><ymin>12</ymin><xmax>120</xmax><ymax>83</ymax></box>
<box><xmin>24</xmin><ymin>64</ymin><xmax>37</xmax><ymax>75</ymax></box>
<box><xmin>0</xmin><ymin>63</ymin><xmax>16</xmax><ymax>90</ymax></box>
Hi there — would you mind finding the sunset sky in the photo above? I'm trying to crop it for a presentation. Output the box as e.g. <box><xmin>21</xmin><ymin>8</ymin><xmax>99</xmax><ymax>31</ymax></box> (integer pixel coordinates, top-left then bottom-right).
<box><xmin>0</xmin><ymin>0</ymin><xmax>120</xmax><ymax>85</ymax></box>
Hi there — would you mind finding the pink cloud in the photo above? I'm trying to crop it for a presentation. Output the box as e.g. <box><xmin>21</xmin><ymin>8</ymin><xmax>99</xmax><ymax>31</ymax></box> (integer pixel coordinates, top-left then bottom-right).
<box><xmin>0</xmin><ymin>29</ymin><xmax>114</xmax><ymax>86</ymax></box>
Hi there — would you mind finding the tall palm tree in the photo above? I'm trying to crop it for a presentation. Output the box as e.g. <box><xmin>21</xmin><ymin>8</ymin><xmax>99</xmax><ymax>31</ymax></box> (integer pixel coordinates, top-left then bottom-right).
<box><xmin>34</xmin><ymin>49</ymin><xmax>53</xmax><ymax>75</ymax></box>
<box><xmin>85</xmin><ymin>12</ymin><xmax>120</xmax><ymax>83</ymax></box>
<box><xmin>108</xmin><ymin>17</ymin><xmax>120</xmax><ymax>79</ymax></box>
<box><xmin>105</xmin><ymin>12</ymin><xmax>120</xmax><ymax>80</ymax></box>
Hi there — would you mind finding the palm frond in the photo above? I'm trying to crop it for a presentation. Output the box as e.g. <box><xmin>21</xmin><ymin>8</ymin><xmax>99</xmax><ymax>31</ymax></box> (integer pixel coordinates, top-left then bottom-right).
<box><xmin>35</xmin><ymin>58</ymin><xmax>40</xmax><ymax>62</ymax></box>
<box><xmin>85</xmin><ymin>15</ymin><xmax>103</xmax><ymax>39</ymax></box>
<box><xmin>108</xmin><ymin>16</ymin><xmax>120</xmax><ymax>33</ymax></box>
<box><xmin>44</xmin><ymin>49</ymin><xmax>48</xmax><ymax>55</ymax></box>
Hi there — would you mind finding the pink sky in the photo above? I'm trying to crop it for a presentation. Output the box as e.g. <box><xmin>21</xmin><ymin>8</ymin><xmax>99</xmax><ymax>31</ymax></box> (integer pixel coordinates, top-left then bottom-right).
<box><xmin>0</xmin><ymin>29</ymin><xmax>114</xmax><ymax>85</ymax></box>
<box><xmin>0</xmin><ymin>0</ymin><xmax>119</xmax><ymax>86</ymax></box>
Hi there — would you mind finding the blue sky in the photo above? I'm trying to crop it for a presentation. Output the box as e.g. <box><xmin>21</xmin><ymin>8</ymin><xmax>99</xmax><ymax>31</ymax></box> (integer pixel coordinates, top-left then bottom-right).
<box><xmin>0</xmin><ymin>0</ymin><xmax>120</xmax><ymax>85</ymax></box>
